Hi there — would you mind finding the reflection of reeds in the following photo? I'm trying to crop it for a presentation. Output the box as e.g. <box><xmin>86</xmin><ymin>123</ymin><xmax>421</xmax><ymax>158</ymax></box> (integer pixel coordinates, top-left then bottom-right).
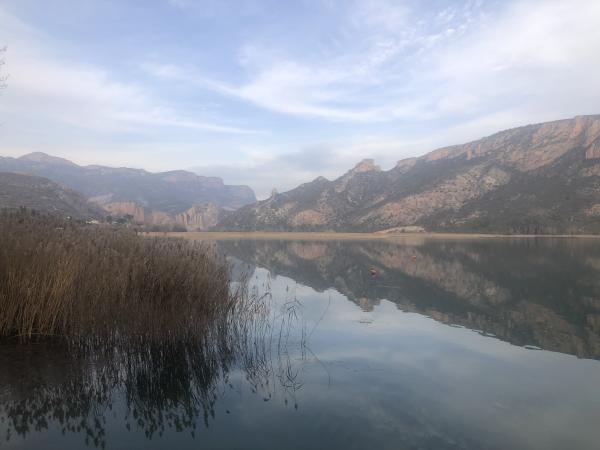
<box><xmin>0</xmin><ymin>290</ymin><xmax>307</xmax><ymax>448</ymax></box>
<box><xmin>0</xmin><ymin>211</ymin><xmax>309</xmax><ymax>448</ymax></box>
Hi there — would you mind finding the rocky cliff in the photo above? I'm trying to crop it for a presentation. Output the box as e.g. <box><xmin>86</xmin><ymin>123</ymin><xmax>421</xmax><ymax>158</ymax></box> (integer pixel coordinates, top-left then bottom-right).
<box><xmin>218</xmin><ymin>115</ymin><xmax>600</xmax><ymax>233</ymax></box>
<box><xmin>102</xmin><ymin>201</ymin><xmax>225</xmax><ymax>231</ymax></box>
<box><xmin>174</xmin><ymin>203</ymin><xmax>225</xmax><ymax>231</ymax></box>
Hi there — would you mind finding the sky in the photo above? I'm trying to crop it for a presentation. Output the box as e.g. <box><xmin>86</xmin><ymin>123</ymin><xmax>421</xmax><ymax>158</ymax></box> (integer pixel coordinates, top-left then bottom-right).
<box><xmin>0</xmin><ymin>0</ymin><xmax>599</xmax><ymax>198</ymax></box>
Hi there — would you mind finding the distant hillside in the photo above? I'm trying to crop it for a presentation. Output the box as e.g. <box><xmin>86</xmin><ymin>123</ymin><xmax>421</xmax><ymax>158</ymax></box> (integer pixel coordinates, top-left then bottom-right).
<box><xmin>0</xmin><ymin>152</ymin><xmax>256</xmax><ymax>213</ymax></box>
<box><xmin>217</xmin><ymin>115</ymin><xmax>600</xmax><ymax>234</ymax></box>
<box><xmin>0</xmin><ymin>172</ymin><xmax>104</xmax><ymax>219</ymax></box>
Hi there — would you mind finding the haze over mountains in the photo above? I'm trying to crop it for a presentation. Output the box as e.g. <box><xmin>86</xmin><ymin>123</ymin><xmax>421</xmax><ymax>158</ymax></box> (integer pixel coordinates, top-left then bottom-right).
<box><xmin>1</xmin><ymin>115</ymin><xmax>600</xmax><ymax>233</ymax></box>
<box><xmin>218</xmin><ymin>115</ymin><xmax>600</xmax><ymax>234</ymax></box>
<box><xmin>0</xmin><ymin>153</ymin><xmax>256</xmax><ymax>230</ymax></box>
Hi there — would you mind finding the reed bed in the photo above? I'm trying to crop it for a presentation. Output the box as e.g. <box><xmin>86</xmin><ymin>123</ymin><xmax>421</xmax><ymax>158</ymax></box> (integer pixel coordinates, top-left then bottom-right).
<box><xmin>0</xmin><ymin>210</ymin><xmax>242</xmax><ymax>340</ymax></box>
<box><xmin>0</xmin><ymin>211</ymin><xmax>310</xmax><ymax>447</ymax></box>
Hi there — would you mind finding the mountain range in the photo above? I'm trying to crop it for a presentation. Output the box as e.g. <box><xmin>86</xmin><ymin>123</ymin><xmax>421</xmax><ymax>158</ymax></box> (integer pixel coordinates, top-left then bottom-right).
<box><xmin>217</xmin><ymin>115</ymin><xmax>600</xmax><ymax>234</ymax></box>
<box><xmin>2</xmin><ymin>115</ymin><xmax>600</xmax><ymax>233</ymax></box>
<box><xmin>0</xmin><ymin>152</ymin><xmax>256</xmax><ymax>230</ymax></box>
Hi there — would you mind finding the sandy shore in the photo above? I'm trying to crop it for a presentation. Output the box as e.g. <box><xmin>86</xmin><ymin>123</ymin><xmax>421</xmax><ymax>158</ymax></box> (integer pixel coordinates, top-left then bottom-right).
<box><xmin>144</xmin><ymin>231</ymin><xmax>600</xmax><ymax>241</ymax></box>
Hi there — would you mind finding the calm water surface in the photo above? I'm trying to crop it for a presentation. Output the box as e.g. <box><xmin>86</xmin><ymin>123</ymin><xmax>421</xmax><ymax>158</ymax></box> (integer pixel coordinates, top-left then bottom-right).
<box><xmin>2</xmin><ymin>238</ymin><xmax>600</xmax><ymax>449</ymax></box>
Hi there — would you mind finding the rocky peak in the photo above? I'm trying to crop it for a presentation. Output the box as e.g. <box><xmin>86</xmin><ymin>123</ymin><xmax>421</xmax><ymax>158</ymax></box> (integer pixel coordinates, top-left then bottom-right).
<box><xmin>394</xmin><ymin>157</ymin><xmax>418</xmax><ymax>172</ymax></box>
<box><xmin>350</xmin><ymin>159</ymin><xmax>381</xmax><ymax>174</ymax></box>
<box><xmin>333</xmin><ymin>159</ymin><xmax>381</xmax><ymax>194</ymax></box>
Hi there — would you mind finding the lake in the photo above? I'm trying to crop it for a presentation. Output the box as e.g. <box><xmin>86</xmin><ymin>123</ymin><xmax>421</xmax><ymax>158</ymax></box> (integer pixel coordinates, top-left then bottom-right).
<box><xmin>2</xmin><ymin>237</ymin><xmax>600</xmax><ymax>449</ymax></box>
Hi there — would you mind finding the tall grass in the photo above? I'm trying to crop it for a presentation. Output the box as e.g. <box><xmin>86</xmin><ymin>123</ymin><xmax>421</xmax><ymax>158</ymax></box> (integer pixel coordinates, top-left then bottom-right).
<box><xmin>0</xmin><ymin>212</ymin><xmax>310</xmax><ymax>447</ymax></box>
<box><xmin>0</xmin><ymin>210</ymin><xmax>243</xmax><ymax>340</ymax></box>
<box><xmin>0</xmin><ymin>211</ymin><xmax>310</xmax><ymax>447</ymax></box>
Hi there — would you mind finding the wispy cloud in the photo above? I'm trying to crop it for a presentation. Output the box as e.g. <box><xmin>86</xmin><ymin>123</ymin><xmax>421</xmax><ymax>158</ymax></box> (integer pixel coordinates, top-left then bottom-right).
<box><xmin>143</xmin><ymin>1</ymin><xmax>483</xmax><ymax>122</ymax></box>
<box><xmin>144</xmin><ymin>57</ymin><xmax>434</xmax><ymax>123</ymax></box>
<box><xmin>2</xmin><ymin>0</ymin><xmax>600</xmax><ymax>195</ymax></box>
<box><xmin>0</xmin><ymin>7</ymin><xmax>259</xmax><ymax>136</ymax></box>
<box><xmin>147</xmin><ymin>0</ymin><xmax>600</xmax><ymax>131</ymax></box>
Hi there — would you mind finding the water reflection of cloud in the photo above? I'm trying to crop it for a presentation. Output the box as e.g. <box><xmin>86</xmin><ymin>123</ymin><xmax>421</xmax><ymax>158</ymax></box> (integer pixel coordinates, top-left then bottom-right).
<box><xmin>250</xmin><ymin>265</ymin><xmax>600</xmax><ymax>450</ymax></box>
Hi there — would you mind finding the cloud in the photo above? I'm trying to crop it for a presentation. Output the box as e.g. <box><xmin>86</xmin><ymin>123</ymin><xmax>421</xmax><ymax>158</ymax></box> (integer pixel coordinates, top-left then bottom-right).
<box><xmin>0</xmin><ymin>7</ymin><xmax>258</xmax><ymax>136</ymax></box>
<box><xmin>142</xmin><ymin>2</ymin><xmax>483</xmax><ymax>123</ymax></box>
<box><xmin>145</xmin><ymin>61</ymin><xmax>383</xmax><ymax>122</ymax></box>
<box><xmin>3</xmin><ymin>0</ymin><xmax>600</xmax><ymax>197</ymax></box>
<box><xmin>147</xmin><ymin>0</ymin><xmax>600</xmax><ymax>132</ymax></box>
<box><xmin>431</xmin><ymin>0</ymin><xmax>600</xmax><ymax>114</ymax></box>
<box><xmin>145</xmin><ymin>57</ymin><xmax>435</xmax><ymax>123</ymax></box>
<box><xmin>348</xmin><ymin>0</ymin><xmax>410</xmax><ymax>33</ymax></box>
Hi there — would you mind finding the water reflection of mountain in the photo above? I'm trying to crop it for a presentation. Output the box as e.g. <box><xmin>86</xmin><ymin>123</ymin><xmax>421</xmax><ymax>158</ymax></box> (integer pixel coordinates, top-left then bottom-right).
<box><xmin>217</xmin><ymin>239</ymin><xmax>600</xmax><ymax>360</ymax></box>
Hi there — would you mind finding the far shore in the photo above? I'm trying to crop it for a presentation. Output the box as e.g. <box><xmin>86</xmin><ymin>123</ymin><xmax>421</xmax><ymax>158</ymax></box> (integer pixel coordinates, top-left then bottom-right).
<box><xmin>144</xmin><ymin>231</ymin><xmax>600</xmax><ymax>241</ymax></box>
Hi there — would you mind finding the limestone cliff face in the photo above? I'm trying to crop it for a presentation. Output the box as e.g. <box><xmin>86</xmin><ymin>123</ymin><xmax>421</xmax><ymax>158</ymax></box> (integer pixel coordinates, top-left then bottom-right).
<box><xmin>102</xmin><ymin>201</ymin><xmax>224</xmax><ymax>231</ymax></box>
<box><xmin>218</xmin><ymin>115</ymin><xmax>600</xmax><ymax>233</ymax></box>
<box><xmin>102</xmin><ymin>202</ymin><xmax>172</xmax><ymax>226</ymax></box>
<box><xmin>424</xmin><ymin>115</ymin><xmax>600</xmax><ymax>169</ymax></box>
<box><xmin>174</xmin><ymin>203</ymin><xmax>223</xmax><ymax>231</ymax></box>
<box><xmin>359</xmin><ymin>164</ymin><xmax>511</xmax><ymax>227</ymax></box>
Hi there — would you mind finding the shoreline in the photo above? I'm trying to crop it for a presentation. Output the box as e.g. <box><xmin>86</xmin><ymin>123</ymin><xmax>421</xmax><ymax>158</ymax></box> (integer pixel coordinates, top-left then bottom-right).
<box><xmin>145</xmin><ymin>231</ymin><xmax>600</xmax><ymax>241</ymax></box>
